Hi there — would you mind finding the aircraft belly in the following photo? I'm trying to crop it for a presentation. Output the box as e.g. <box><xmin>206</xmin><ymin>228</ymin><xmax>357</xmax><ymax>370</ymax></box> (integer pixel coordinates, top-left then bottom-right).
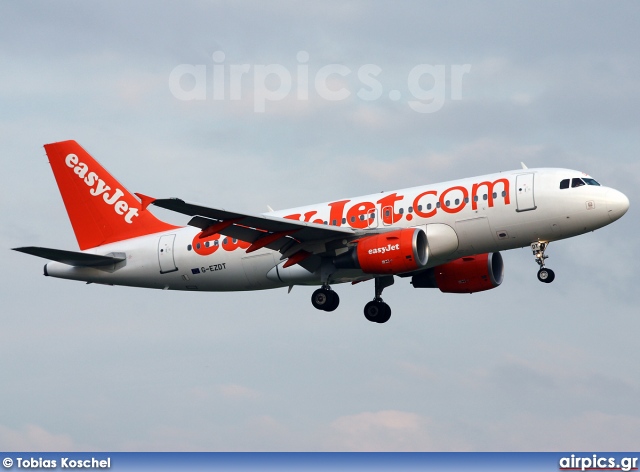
<box><xmin>174</xmin><ymin>247</ymin><xmax>277</xmax><ymax>292</ymax></box>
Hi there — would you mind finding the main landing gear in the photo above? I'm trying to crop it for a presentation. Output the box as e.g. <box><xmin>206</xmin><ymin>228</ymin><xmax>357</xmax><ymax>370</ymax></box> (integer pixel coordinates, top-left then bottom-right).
<box><xmin>531</xmin><ymin>241</ymin><xmax>555</xmax><ymax>284</ymax></box>
<box><xmin>311</xmin><ymin>286</ymin><xmax>340</xmax><ymax>312</ymax></box>
<box><xmin>364</xmin><ymin>276</ymin><xmax>394</xmax><ymax>324</ymax></box>
<box><xmin>310</xmin><ymin>276</ymin><xmax>395</xmax><ymax>324</ymax></box>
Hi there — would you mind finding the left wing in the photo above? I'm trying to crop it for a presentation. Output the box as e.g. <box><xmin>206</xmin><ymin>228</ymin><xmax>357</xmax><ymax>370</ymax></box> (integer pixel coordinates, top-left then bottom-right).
<box><xmin>140</xmin><ymin>195</ymin><xmax>370</xmax><ymax>263</ymax></box>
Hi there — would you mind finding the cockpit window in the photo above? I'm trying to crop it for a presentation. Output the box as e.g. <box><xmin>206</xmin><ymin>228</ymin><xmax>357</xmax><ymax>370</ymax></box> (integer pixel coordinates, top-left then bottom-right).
<box><xmin>583</xmin><ymin>178</ymin><xmax>601</xmax><ymax>186</ymax></box>
<box><xmin>560</xmin><ymin>179</ymin><xmax>570</xmax><ymax>189</ymax></box>
<box><xmin>572</xmin><ymin>178</ymin><xmax>586</xmax><ymax>188</ymax></box>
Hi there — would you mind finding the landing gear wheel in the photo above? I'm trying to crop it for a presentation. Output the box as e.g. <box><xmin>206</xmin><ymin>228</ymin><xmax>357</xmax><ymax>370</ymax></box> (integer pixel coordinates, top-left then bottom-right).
<box><xmin>324</xmin><ymin>291</ymin><xmax>340</xmax><ymax>312</ymax></box>
<box><xmin>537</xmin><ymin>268</ymin><xmax>555</xmax><ymax>283</ymax></box>
<box><xmin>364</xmin><ymin>300</ymin><xmax>391</xmax><ymax>323</ymax></box>
<box><xmin>531</xmin><ymin>242</ymin><xmax>556</xmax><ymax>284</ymax></box>
<box><xmin>311</xmin><ymin>288</ymin><xmax>340</xmax><ymax>311</ymax></box>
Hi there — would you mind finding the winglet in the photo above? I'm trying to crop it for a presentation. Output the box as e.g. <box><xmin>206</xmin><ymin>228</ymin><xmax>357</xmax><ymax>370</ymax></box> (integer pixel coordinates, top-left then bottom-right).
<box><xmin>521</xmin><ymin>162</ymin><xmax>528</xmax><ymax>170</ymax></box>
<box><xmin>134</xmin><ymin>193</ymin><xmax>156</xmax><ymax>212</ymax></box>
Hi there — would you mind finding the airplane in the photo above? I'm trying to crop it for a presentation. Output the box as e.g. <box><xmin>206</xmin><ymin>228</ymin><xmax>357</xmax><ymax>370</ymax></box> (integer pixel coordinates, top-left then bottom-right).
<box><xmin>13</xmin><ymin>140</ymin><xmax>629</xmax><ymax>323</ymax></box>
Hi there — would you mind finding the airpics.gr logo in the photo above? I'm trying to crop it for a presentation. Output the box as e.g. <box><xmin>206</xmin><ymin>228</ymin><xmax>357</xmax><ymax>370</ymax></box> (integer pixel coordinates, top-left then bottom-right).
<box><xmin>368</xmin><ymin>243</ymin><xmax>400</xmax><ymax>255</ymax></box>
<box><xmin>65</xmin><ymin>153</ymin><xmax>139</xmax><ymax>224</ymax></box>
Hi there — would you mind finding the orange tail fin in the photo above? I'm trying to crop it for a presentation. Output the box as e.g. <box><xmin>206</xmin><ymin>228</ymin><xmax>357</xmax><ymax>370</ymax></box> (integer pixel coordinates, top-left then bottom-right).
<box><xmin>44</xmin><ymin>140</ymin><xmax>178</xmax><ymax>250</ymax></box>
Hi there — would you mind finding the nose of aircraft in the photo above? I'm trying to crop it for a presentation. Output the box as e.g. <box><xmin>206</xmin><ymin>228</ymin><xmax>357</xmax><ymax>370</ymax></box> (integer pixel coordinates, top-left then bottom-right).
<box><xmin>606</xmin><ymin>188</ymin><xmax>630</xmax><ymax>222</ymax></box>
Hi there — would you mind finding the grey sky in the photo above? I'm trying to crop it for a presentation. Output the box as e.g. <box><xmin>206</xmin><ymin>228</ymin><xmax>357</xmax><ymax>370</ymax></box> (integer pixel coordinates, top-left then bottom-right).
<box><xmin>1</xmin><ymin>1</ymin><xmax>639</xmax><ymax>451</ymax></box>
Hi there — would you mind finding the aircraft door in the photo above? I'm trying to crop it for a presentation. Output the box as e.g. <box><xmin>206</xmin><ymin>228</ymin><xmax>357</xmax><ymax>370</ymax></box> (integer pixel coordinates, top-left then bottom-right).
<box><xmin>158</xmin><ymin>234</ymin><xmax>178</xmax><ymax>274</ymax></box>
<box><xmin>516</xmin><ymin>173</ymin><xmax>537</xmax><ymax>212</ymax></box>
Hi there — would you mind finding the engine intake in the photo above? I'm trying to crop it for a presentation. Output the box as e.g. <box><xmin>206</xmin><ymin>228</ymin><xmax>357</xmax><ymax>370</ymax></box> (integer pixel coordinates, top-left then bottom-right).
<box><xmin>411</xmin><ymin>252</ymin><xmax>504</xmax><ymax>293</ymax></box>
<box><xmin>335</xmin><ymin>228</ymin><xmax>428</xmax><ymax>275</ymax></box>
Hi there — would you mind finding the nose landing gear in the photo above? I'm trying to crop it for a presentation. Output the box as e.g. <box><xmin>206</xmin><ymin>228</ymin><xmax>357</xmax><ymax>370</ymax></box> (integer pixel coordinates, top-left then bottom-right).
<box><xmin>532</xmin><ymin>241</ymin><xmax>555</xmax><ymax>283</ymax></box>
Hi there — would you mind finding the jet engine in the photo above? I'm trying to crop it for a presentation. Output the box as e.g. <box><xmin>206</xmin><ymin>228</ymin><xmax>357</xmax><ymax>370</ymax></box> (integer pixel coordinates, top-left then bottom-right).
<box><xmin>411</xmin><ymin>252</ymin><xmax>504</xmax><ymax>293</ymax></box>
<box><xmin>334</xmin><ymin>228</ymin><xmax>428</xmax><ymax>275</ymax></box>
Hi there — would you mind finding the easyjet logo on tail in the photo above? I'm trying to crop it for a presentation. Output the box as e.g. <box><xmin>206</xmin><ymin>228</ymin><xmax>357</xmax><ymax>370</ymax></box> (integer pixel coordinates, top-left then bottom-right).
<box><xmin>65</xmin><ymin>153</ymin><xmax>139</xmax><ymax>224</ymax></box>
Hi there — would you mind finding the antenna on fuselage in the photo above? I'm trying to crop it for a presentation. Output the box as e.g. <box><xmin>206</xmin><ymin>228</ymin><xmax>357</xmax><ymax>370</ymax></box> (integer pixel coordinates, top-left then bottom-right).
<box><xmin>521</xmin><ymin>162</ymin><xmax>528</xmax><ymax>169</ymax></box>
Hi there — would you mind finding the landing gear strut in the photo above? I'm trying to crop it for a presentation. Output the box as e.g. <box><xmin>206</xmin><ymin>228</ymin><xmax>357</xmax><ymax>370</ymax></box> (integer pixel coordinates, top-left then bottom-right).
<box><xmin>531</xmin><ymin>241</ymin><xmax>555</xmax><ymax>283</ymax></box>
<box><xmin>364</xmin><ymin>276</ymin><xmax>394</xmax><ymax>323</ymax></box>
<box><xmin>311</xmin><ymin>286</ymin><xmax>340</xmax><ymax>312</ymax></box>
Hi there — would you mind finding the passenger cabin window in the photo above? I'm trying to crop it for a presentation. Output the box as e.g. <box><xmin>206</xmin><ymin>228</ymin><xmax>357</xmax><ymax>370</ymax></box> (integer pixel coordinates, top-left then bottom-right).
<box><xmin>560</xmin><ymin>179</ymin><xmax>570</xmax><ymax>189</ymax></box>
<box><xmin>572</xmin><ymin>178</ymin><xmax>586</xmax><ymax>188</ymax></box>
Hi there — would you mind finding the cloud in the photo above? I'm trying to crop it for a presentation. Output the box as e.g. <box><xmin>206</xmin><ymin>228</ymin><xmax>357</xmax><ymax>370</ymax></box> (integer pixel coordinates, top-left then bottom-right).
<box><xmin>218</xmin><ymin>384</ymin><xmax>261</xmax><ymax>400</ymax></box>
<box><xmin>325</xmin><ymin>410</ymin><xmax>470</xmax><ymax>451</ymax></box>
<box><xmin>485</xmin><ymin>412</ymin><xmax>640</xmax><ymax>451</ymax></box>
<box><xmin>0</xmin><ymin>424</ymin><xmax>77</xmax><ymax>451</ymax></box>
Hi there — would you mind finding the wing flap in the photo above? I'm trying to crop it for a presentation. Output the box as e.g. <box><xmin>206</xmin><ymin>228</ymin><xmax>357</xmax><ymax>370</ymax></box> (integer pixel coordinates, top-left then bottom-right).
<box><xmin>189</xmin><ymin>216</ymin><xmax>295</xmax><ymax>253</ymax></box>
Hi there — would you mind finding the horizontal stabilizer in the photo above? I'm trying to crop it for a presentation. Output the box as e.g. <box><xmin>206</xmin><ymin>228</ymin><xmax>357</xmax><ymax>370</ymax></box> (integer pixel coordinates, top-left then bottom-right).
<box><xmin>12</xmin><ymin>246</ymin><xmax>125</xmax><ymax>267</ymax></box>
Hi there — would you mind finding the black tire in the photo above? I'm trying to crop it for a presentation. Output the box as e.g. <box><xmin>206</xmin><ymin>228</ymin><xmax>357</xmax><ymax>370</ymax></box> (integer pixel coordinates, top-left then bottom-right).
<box><xmin>544</xmin><ymin>268</ymin><xmax>555</xmax><ymax>283</ymax></box>
<box><xmin>311</xmin><ymin>288</ymin><xmax>330</xmax><ymax>310</ymax></box>
<box><xmin>537</xmin><ymin>268</ymin><xmax>555</xmax><ymax>283</ymax></box>
<box><xmin>364</xmin><ymin>300</ymin><xmax>391</xmax><ymax>323</ymax></box>
<box><xmin>324</xmin><ymin>291</ymin><xmax>340</xmax><ymax>312</ymax></box>
<box><xmin>377</xmin><ymin>303</ymin><xmax>391</xmax><ymax>323</ymax></box>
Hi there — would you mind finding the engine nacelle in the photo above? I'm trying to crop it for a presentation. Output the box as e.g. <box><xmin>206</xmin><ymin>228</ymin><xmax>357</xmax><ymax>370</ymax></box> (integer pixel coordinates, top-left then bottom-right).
<box><xmin>411</xmin><ymin>252</ymin><xmax>504</xmax><ymax>293</ymax></box>
<box><xmin>335</xmin><ymin>228</ymin><xmax>428</xmax><ymax>275</ymax></box>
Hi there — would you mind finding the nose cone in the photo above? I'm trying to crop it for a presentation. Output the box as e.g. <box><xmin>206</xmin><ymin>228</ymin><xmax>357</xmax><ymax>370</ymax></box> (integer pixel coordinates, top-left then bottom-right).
<box><xmin>606</xmin><ymin>189</ymin><xmax>630</xmax><ymax>222</ymax></box>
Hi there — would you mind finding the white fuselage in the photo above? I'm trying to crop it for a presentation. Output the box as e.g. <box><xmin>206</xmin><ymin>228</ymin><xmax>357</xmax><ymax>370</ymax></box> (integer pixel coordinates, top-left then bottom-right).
<box><xmin>44</xmin><ymin>168</ymin><xmax>628</xmax><ymax>291</ymax></box>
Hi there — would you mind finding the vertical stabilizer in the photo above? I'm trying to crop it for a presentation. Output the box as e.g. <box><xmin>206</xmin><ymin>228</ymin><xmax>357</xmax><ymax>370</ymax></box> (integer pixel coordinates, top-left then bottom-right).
<box><xmin>44</xmin><ymin>140</ymin><xmax>178</xmax><ymax>250</ymax></box>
